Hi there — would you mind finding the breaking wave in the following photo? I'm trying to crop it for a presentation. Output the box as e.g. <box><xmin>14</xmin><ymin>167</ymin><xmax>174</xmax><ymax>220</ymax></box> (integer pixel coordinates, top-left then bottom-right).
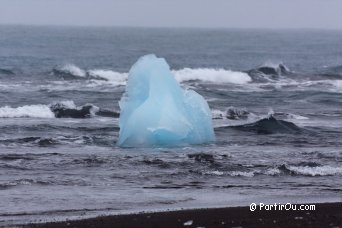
<box><xmin>247</xmin><ymin>62</ymin><xmax>292</xmax><ymax>82</ymax></box>
<box><xmin>52</xmin><ymin>64</ymin><xmax>127</xmax><ymax>84</ymax></box>
<box><xmin>49</xmin><ymin>101</ymin><xmax>99</xmax><ymax>118</ymax></box>
<box><xmin>189</xmin><ymin>164</ymin><xmax>342</xmax><ymax>178</ymax></box>
<box><xmin>87</xmin><ymin>69</ymin><xmax>127</xmax><ymax>82</ymax></box>
<box><xmin>52</xmin><ymin>64</ymin><xmax>252</xmax><ymax>84</ymax></box>
<box><xmin>212</xmin><ymin>107</ymin><xmax>251</xmax><ymax>120</ymax></box>
<box><xmin>257</xmin><ymin>61</ymin><xmax>291</xmax><ymax>75</ymax></box>
<box><xmin>249</xmin><ymin>61</ymin><xmax>291</xmax><ymax>75</ymax></box>
<box><xmin>0</xmin><ymin>105</ymin><xmax>55</xmax><ymax>118</ymax></box>
<box><xmin>192</xmin><ymin>163</ymin><xmax>342</xmax><ymax>178</ymax></box>
<box><xmin>46</xmin><ymin>63</ymin><xmax>342</xmax><ymax>94</ymax></box>
<box><xmin>0</xmin><ymin>101</ymin><xmax>119</xmax><ymax>118</ymax></box>
<box><xmin>52</xmin><ymin>64</ymin><xmax>87</xmax><ymax>78</ymax></box>
<box><xmin>173</xmin><ymin>68</ymin><xmax>252</xmax><ymax>84</ymax></box>
<box><xmin>48</xmin><ymin>63</ymin><xmax>342</xmax><ymax>94</ymax></box>
<box><xmin>280</xmin><ymin>164</ymin><xmax>342</xmax><ymax>176</ymax></box>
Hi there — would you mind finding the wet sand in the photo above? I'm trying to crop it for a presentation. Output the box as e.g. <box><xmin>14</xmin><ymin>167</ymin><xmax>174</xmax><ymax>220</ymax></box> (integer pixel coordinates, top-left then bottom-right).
<box><xmin>26</xmin><ymin>202</ymin><xmax>342</xmax><ymax>228</ymax></box>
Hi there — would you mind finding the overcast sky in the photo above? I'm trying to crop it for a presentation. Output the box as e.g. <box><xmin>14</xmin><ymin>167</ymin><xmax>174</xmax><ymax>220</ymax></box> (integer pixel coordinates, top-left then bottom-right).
<box><xmin>1</xmin><ymin>0</ymin><xmax>342</xmax><ymax>29</ymax></box>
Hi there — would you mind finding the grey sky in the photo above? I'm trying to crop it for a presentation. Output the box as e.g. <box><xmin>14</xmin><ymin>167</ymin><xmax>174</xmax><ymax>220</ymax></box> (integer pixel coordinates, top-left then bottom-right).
<box><xmin>1</xmin><ymin>0</ymin><xmax>342</xmax><ymax>29</ymax></box>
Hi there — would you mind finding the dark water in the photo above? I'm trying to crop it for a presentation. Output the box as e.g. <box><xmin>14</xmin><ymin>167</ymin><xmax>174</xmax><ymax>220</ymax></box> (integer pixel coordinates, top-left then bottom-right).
<box><xmin>0</xmin><ymin>25</ymin><xmax>342</xmax><ymax>226</ymax></box>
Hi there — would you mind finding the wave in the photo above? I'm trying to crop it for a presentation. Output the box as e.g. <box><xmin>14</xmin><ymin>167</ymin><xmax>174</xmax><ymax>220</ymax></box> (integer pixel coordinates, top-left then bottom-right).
<box><xmin>0</xmin><ymin>104</ymin><xmax>55</xmax><ymax>118</ymax></box>
<box><xmin>0</xmin><ymin>135</ymin><xmax>116</xmax><ymax>148</ymax></box>
<box><xmin>212</xmin><ymin>107</ymin><xmax>308</xmax><ymax>121</ymax></box>
<box><xmin>252</xmin><ymin>78</ymin><xmax>342</xmax><ymax>94</ymax></box>
<box><xmin>329</xmin><ymin>65</ymin><xmax>342</xmax><ymax>75</ymax></box>
<box><xmin>321</xmin><ymin>65</ymin><xmax>342</xmax><ymax>76</ymax></box>
<box><xmin>211</xmin><ymin>109</ymin><xmax>226</xmax><ymax>119</ymax></box>
<box><xmin>140</xmin><ymin>153</ymin><xmax>342</xmax><ymax>178</ymax></box>
<box><xmin>173</xmin><ymin>68</ymin><xmax>252</xmax><ymax>84</ymax></box>
<box><xmin>49</xmin><ymin>101</ymin><xmax>99</xmax><ymax>118</ymax></box>
<box><xmin>272</xmin><ymin>112</ymin><xmax>309</xmax><ymax>120</ymax></box>
<box><xmin>229</xmin><ymin>116</ymin><xmax>302</xmax><ymax>134</ymax></box>
<box><xmin>198</xmin><ymin>164</ymin><xmax>342</xmax><ymax>177</ymax></box>
<box><xmin>87</xmin><ymin>69</ymin><xmax>127</xmax><ymax>82</ymax></box>
<box><xmin>0</xmin><ymin>136</ymin><xmax>59</xmax><ymax>147</ymax></box>
<box><xmin>52</xmin><ymin>64</ymin><xmax>87</xmax><ymax>79</ymax></box>
<box><xmin>49</xmin><ymin>63</ymin><xmax>342</xmax><ymax>92</ymax></box>
<box><xmin>51</xmin><ymin>64</ymin><xmax>252</xmax><ymax>84</ymax></box>
<box><xmin>0</xmin><ymin>68</ymin><xmax>15</xmax><ymax>75</ymax></box>
<box><xmin>11</xmin><ymin>63</ymin><xmax>342</xmax><ymax>94</ymax></box>
<box><xmin>247</xmin><ymin>62</ymin><xmax>292</xmax><ymax>82</ymax></box>
<box><xmin>228</xmin><ymin>171</ymin><xmax>255</xmax><ymax>177</ymax></box>
<box><xmin>280</xmin><ymin>164</ymin><xmax>342</xmax><ymax>176</ymax></box>
<box><xmin>0</xmin><ymin>101</ymin><xmax>119</xmax><ymax>118</ymax></box>
<box><xmin>250</xmin><ymin>61</ymin><xmax>291</xmax><ymax>75</ymax></box>
<box><xmin>52</xmin><ymin>65</ymin><xmax>128</xmax><ymax>86</ymax></box>
<box><xmin>203</xmin><ymin>170</ymin><xmax>255</xmax><ymax>177</ymax></box>
<box><xmin>50</xmin><ymin>101</ymin><xmax>119</xmax><ymax>118</ymax></box>
<box><xmin>52</xmin><ymin>64</ymin><xmax>127</xmax><ymax>83</ymax></box>
<box><xmin>258</xmin><ymin>61</ymin><xmax>291</xmax><ymax>75</ymax></box>
<box><xmin>0</xmin><ymin>179</ymin><xmax>47</xmax><ymax>190</ymax></box>
<box><xmin>37</xmin><ymin>63</ymin><xmax>342</xmax><ymax>95</ymax></box>
<box><xmin>212</xmin><ymin>107</ymin><xmax>250</xmax><ymax>120</ymax></box>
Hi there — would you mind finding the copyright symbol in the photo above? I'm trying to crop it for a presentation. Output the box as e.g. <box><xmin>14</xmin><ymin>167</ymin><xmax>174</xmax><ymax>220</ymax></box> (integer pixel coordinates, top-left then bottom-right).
<box><xmin>250</xmin><ymin>203</ymin><xmax>257</xmax><ymax>211</ymax></box>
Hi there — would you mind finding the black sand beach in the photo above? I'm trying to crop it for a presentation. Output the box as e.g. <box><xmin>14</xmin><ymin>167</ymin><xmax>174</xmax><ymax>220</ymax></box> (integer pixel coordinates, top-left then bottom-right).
<box><xmin>27</xmin><ymin>202</ymin><xmax>342</xmax><ymax>228</ymax></box>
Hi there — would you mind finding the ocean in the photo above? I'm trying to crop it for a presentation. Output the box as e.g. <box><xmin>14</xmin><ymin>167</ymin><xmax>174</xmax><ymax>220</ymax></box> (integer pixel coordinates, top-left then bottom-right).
<box><xmin>0</xmin><ymin>25</ymin><xmax>341</xmax><ymax>226</ymax></box>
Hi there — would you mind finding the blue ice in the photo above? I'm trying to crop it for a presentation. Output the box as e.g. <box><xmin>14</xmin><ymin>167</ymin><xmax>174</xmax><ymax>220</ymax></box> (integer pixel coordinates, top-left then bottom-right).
<box><xmin>117</xmin><ymin>54</ymin><xmax>215</xmax><ymax>147</ymax></box>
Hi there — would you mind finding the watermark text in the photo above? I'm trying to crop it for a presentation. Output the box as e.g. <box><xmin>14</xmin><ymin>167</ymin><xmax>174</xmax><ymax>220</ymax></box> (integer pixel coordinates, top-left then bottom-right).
<box><xmin>250</xmin><ymin>203</ymin><xmax>315</xmax><ymax>211</ymax></box>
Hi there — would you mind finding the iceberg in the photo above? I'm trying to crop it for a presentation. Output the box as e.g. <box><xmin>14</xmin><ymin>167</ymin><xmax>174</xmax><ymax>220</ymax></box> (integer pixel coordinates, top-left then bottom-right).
<box><xmin>117</xmin><ymin>54</ymin><xmax>215</xmax><ymax>147</ymax></box>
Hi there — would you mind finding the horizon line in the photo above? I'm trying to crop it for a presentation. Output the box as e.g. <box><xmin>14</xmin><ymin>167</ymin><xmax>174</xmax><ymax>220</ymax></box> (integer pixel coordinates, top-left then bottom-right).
<box><xmin>1</xmin><ymin>23</ymin><xmax>342</xmax><ymax>32</ymax></box>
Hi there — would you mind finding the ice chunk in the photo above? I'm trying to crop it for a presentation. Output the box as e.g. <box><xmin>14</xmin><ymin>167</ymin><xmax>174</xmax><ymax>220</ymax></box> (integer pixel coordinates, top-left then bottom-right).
<box><xmin>118</xmin><ymin>54</ymin><xmax>215</xmax><ymax>147</ymax></box>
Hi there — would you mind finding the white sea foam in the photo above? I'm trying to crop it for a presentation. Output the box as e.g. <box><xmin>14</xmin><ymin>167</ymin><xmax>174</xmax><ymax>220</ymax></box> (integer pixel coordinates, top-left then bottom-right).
<box><xmin>228</xmin><ymin>171</ymin><xmax>255</xmax><ymax>177</ymax></box>
<box><xmin>268</xmin><ymin>108</ymin><xmax>275</xmax><ymax>117</ymax></box>
<box><xmin>334</xmin><ymin>80</ymin><xmax>342</xmax><ymax>89</ymax></box>
<box><xmin>173</xmin><ymin>68</ymin><xmax>252</xmax><ymax>84</ymax></box>
<box><xmin>50</xmin><ymin>100</ymin><xmax>77</xmax><ymax>109</ymax></box>
<box><xmin>264</xmin><ymin>168</ymin><xmax>281</xmax><ymax>175</ymax></box>
<box><xmin>86</xmin><ymin>103</ymin><xmax>100</xmax><ymax>117</ymax></box>
<box><xmin>0</xmin><ymin>105</ymin><xmax>55</xmax><ymax>118</ymax></box>
<box><xmin>287</xmin><ymin>113</ymin><xmax>309</xmax><ymax>120</ymax></box>
<box><xmin>87</xmin><ymin>69</ymin><xmax>128</xmax><ymax>83</ymax></box>
<box><xmin>260</xmin><ymin>61</ymin><xmax>291</xmax><ymax>72</ymax></box>
<box><xmin>59</xmin><ymin>64</ymin><xmax>87</xmax><ymax>77</ymax></box>
<box><xmin>51</xmin><ymin>64</ymin><xmax>342</xmax><ymax>94</ymax></box>
<box><xmin>87</xmin><ymin>68</ymin><xmax>252</xmax><ymax>84</ymax></box>
<box><xmin>55</xmin><ymin>65</ymin><xmax>252</xmax><ymax>86</ymax></box>
<box><xmin>204</xmin><ymin>170</ymin><xmax>256</xmax><ymax>177</ymax></box>
<box><xmin>204</xmin><ymin>170</ymin><xmax>224</xmax><ymax>176</ymax></box>
<box><xmin>0</xmin><ymin>101</ymin><xmax>99</xmax><ymax>118</ymax></box>
<box><xmin>49</xmin><ymin>100</ymin><xmax>100</xmax><ymax>117</ymax></box>
<box><xmin>287</xmin><ymin>165</ymin><xmax>342</xmax><ymax>176</ymax></box>
<box><xmin>211</xmin><ymin>109</ymin><xmax>226</xmax><ymax>119</ymax></box>
<box><xmin>254</xmin><ymin>79</ymin><xmax>342</xmax><ymax>94</ymax></box>
<box><xmin>211</xmin><ymin>107</ymin><xmax>252</xmax><ymax>120</ymax></box>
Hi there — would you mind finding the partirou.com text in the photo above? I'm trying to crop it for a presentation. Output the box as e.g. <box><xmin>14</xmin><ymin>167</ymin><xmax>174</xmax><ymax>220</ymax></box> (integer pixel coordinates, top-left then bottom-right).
<box><xmin>250</xmin><ymin>203</ymin><xmax>316</xmax><ymax>211</ymax></box>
